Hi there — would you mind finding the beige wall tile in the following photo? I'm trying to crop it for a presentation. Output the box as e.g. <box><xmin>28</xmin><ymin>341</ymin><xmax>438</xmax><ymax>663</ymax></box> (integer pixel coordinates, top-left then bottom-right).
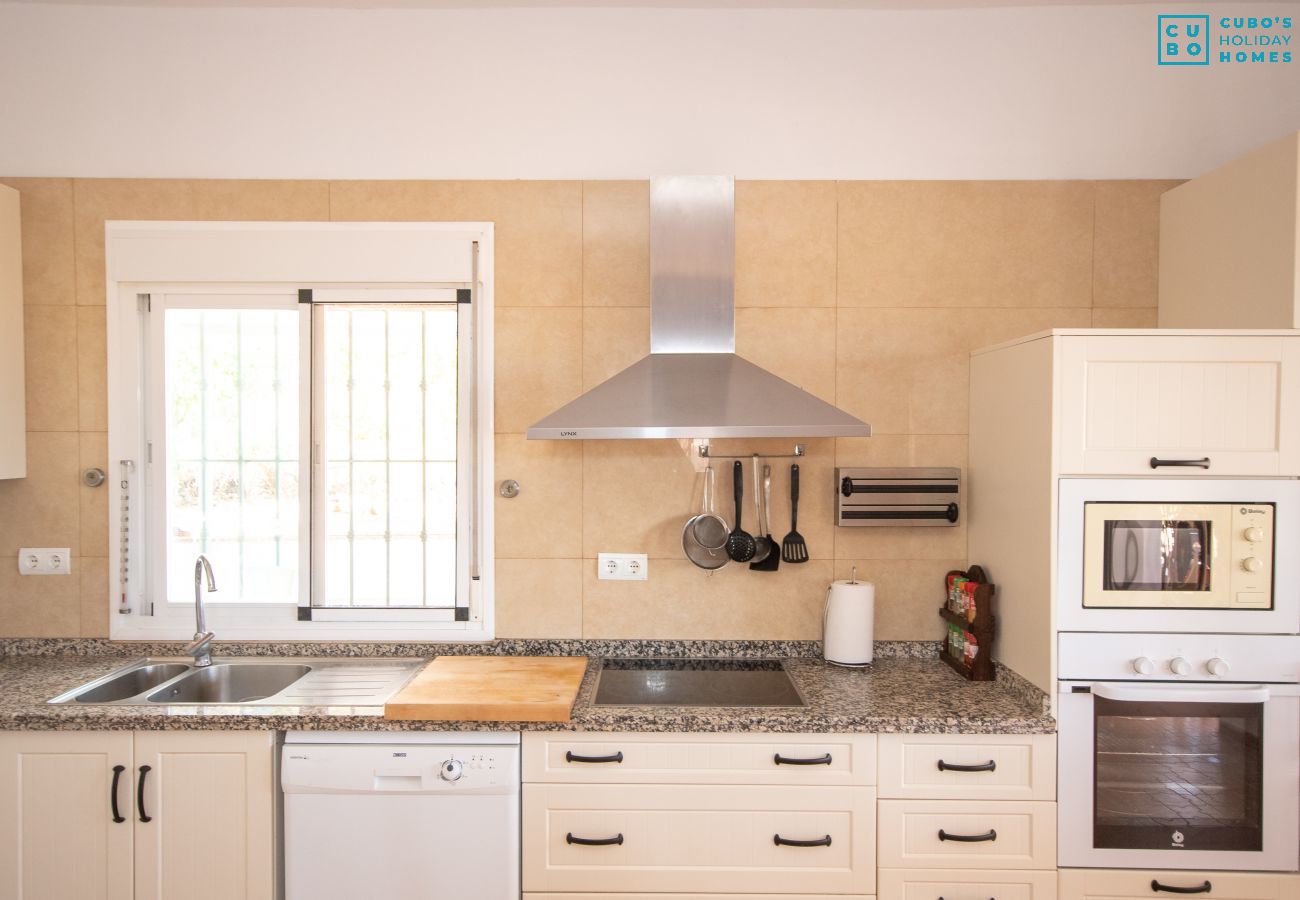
<box><xmin>0</xmin><ymin>432</ymin><xmax>80</xmax><ymax>558</ymax></box>
<box><xmin>0</xmin><ymin>557</ymin><xmax>83</xmax><ymax>637</ymax></box>
<box><xmin>495</xmin><ymin>558</ymin><xmax>582</xmax><ymax>638</ymax></box>
<box><xmin>23</xmin><ymin>305</ymin><xmax>78</xmax><ymax>432</ymax></box>
<box><xmin>495</xmin><ymin>307</ymin><xmax>582</xmax><ymax>433</ymax></box>
<box><xmin>77</xmin><ymin>306</ymin><xmax>106</xmax><ymax>431</ymax></box>
<box><xmin>583</xmin><ymin>181</ymin><xmax>649</xmax><ymax>307</ymax></box>
<box><xmin>736</xmin><ymin>306</ymin><xmax>837</xmax><ymax>404</ymax></box>
<box><xmin>834</xmin><ymin>558</ymin><xmax>967</xmax><ymax>640</ymax></box>
<box><xmin>331</xmin><ymin>180</ymin><xmax>582</xmax><ymax>308</ymax></box>
<box><xmin>73</xmin><ymin>179</ymin><xmax>198</xmax><ymax>305</ymax></box>
<box><xmin>1092</xmin><ymin>307</ymin><xmax>1158</xmax><ymax>328</ymax></box>
<box><xmin>0</xmin><ymin>177</ymin><xmax>76</xmax><ymax>306</ymax></box>
<box><xmin>582</xmin><ymin>307</ymin><xmax>649</xmax><ymax>390</ymax></box>
<box><xmin>79</xmin><ymin>432</ymin><xmax>108</xmax><ymax>557</ymax></box>
<box><xmin>836</xmin><ymin>306</ymin><xmax>1091</xmax><ymax>434</ymax></box>
<box><xmin>582</xmin><ymin>558</ymin><xmax>833</xmax><ymax>639</ymax></box>
<box><xmin>838</xmin><ymin>181</ymin><xmax>1094</xmax><ymax>308</ymax></box>
<box><xmin>79</xmin><ymin>556</ymin><xmax>109</xmax><ymax>637</ymax></box>
<box><xmin>494</xmin><ymin>434</ymin><xmax>583</xmax><ymax>560</ymax></box>
<box><xmin>735</xmin><ymin>181</ymin><xmax>836</xmax><ymax>308</ymax></box>
<box><xmin>191</xmin><ymin>180</ymin><xmax>330</xmax><ymax>220</ymax></box>
<box><xmin>1093</xmin><ymin>180</ymin><xmax>1182</xmax><ymax>309</ymax></box>
<box><xmin>582</xmin><ymin>439</ymin><xmax>699</xmax><ymax>560</ymax></box>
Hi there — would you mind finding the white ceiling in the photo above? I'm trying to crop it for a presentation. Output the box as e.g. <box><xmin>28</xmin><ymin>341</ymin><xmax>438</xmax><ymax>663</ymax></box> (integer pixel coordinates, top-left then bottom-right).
<box><xmin>0</xmin><ymin>0</ymin><xmax>1247</xmax><ymax>8</ymax></box>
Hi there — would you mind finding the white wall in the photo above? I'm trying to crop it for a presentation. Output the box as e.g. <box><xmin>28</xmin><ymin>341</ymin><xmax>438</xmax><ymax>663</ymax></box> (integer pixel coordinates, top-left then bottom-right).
<box><xmin>1</xmin><ymin>2</ymin><xmax>1297</xmax><ymax>179</ymax></box>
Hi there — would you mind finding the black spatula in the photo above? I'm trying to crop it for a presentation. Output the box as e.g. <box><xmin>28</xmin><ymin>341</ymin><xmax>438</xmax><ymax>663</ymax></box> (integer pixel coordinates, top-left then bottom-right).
<box><xmin>780</xmin><ymin>463</ymin><xmax>809</xmax><ymax>564</ymax></box>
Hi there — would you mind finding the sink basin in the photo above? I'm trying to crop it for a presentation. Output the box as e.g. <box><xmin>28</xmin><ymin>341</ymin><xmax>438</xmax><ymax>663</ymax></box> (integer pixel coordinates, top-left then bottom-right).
<box><xmin>592</xmin><ymin>658</ymin><xmax>805</xmax><ymax>707</ymax></box>
<box><xmin>71</xmin><ymin>663</ymin><xmax>191</xmax><ymax>703</ymax></box>
<box><xmin>147</xmin><ymin>664</ymin><xmax>313</xmax><ymax>704</ymax></box>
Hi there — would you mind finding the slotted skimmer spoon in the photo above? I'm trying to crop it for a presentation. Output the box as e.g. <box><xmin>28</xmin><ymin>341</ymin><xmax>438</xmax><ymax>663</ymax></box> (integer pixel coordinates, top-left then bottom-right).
<box><xmin>726</xmin><ymin>460</ymin><xmax>757</xmax><ymax>563</ymax></box>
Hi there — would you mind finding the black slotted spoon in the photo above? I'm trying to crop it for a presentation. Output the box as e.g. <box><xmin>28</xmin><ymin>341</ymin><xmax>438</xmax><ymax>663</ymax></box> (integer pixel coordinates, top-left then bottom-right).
<box><xmin>781</xmin><ymin>463</ymin><xmax>809</xmax><ymax>564</ymax></box>
<box><xmin>726</xmin><ymin>459</ymin><xmax>757</xmax><ymax>563</ymax></box>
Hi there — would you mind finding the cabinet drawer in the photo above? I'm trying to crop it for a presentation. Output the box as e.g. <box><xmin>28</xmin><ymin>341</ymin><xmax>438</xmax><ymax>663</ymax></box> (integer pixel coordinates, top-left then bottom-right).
<box><xmin>877</xmin><ymin>800</ymin><xmax>1055</xmax><ymax>870</ymax></box>
<box><xmin>524</xmin><ymin>895</ymin><xmax>874</xmax><ymax>899</ymax></box>
<box><xmin>523</xmin><ymin>783</ymin><xmax>875</xmax><ymax>894</ymax></box>
<box><xmin>523</xmin><ymin>732</ymin><xmax>875</xmax><ymax>785</ymax></box>
<box><xmin>879</xmin><ymin>868</ymin><xmax>1057</xmax><ymax>900</ymax></box>
<box><xmin>1058</xmin><ymin>334</ymin><xmax>1300</xmax><ymax>477</ymax></box>
<box><xmin>1058</xmin><ymin>868</ymin><xmax>1299</xmax><ymax>900</ymax></box>
<box><xmin>878</xmin><ymin>734</ymin><xmax>1055</xmax><ymax>800</ymax></box>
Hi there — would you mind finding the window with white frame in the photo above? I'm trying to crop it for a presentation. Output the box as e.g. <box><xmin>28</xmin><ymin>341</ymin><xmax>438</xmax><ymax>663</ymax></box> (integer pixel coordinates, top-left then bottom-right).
<box><xmin>107</xmin><ymin>223</ymin><xmax>493</xmax><ymax>640</ymax></box>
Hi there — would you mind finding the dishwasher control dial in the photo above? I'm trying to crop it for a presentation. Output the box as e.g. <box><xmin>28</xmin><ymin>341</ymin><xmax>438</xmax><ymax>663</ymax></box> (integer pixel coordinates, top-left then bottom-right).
<box><xmin>439</xmin><ymin>759</ymin><xmax>464</xmax><ymax>782</ymax></box>
<box><xmin>1131</xmin><ymin>657</ymin><xmax>1154</xmax><ymax>675</ymax></box>
<box><xmin>1207</xmin><ymin>657</ymin><xmax>1230</xmax><ymax>677</ymax></box>
<box><xmin>1169</xmin><ymin>657</ymin><xmax>1192</xmax><ymax>676</ymax></box>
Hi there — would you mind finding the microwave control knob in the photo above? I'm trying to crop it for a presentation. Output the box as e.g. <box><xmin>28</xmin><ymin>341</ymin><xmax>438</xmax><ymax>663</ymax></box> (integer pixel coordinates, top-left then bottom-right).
<box><xmin>1131</xmin><ymin>657</ymin><xmax>1155</xmax><ymax>675</ymax></box>
<box><xmin>1207</xmin><ymin>658</ymin><xmax>1230</xmax><ymax>677</ymax></box>
<box><xmin>1243</xmin><ymin>526</ymin><xmax>1265</xmax><ymax>543</ymax></box>
<box><xmin>1170</xmin><ymin>657</ymin><xmax>1192</xmax><ymax>676</ymax></box>
<box><xmin>1241</xmin><ymin>557</ymin><xmax>1263</xmax><ymax>573</ymax></box>
<box><xmin>439</xmin><ymin>759</ymin><xmax>464</xmax><ymax>782</ymax></box>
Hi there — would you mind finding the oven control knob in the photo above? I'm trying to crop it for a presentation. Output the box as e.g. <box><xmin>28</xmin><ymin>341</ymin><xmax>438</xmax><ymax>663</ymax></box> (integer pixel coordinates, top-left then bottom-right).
<box><xmin>1131</xmin><ymin>657</ymin><xmax>1154</xmax><ymax>675</ymax></box>
<box><xmin>1207</xmin><ymin>658</ymin><xmax>1230</xmax><ymax>677</ymax></box>
<box><xmin>1243</xmin><ymin>526</ymin><xmax>1265</xmax><ymax>543</ymax></box>
<box><xmin>1241</xmin><ymin>556</ymin><xmax>1263</xmax><ymax>573</ymax></box>
<box><xmin>1170</xmin><ymin>657</ymin><xmax>1191</xmax><ymax>676</ymax></box>
<box><xmin>439</xmin><ymin>759</ymin><xmax>464</xmax><ymax>782</ymax></box>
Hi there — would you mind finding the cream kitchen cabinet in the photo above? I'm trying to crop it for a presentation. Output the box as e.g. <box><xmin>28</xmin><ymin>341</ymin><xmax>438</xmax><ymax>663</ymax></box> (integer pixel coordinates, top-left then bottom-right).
<box><xmin>0</xmin><ymin>730</ymin><xmax>276</xmax><ymax>900</ymax></box>
<box><xmin>878</xmin><ymin>868</ymin><xmax>1057</xmax><ymax>900</ymax></box>
<box><xmin>522</xmin><ymin>732</ymin><xmax>877</xmax><ymax>899</ymax></box>
<box><xmin>1058</xmin><ymin>868</ymin><xmax>1300</xmax><ymax>900</ymax></box>
<box><xmin>877</xmin><ymin>733</ymin><xmax>1055</xmax><ymax>802</ymax></box>
<box><xmin>0</xmin><ymin>183</ymin><xmax>24</xmax><ymax>479</ymax></box>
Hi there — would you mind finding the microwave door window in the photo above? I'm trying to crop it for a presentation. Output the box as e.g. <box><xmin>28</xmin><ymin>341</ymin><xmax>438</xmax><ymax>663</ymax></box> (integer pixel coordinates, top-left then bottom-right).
<box><xmin>1093</xmin><ymin>697</ymin><xmax>1264</xmax><ymax>853</ymax></box>
<box><xmin>1103</xmin><ymin>520</ymin><xmax>1212</xmax><ymax>592</ymax></box>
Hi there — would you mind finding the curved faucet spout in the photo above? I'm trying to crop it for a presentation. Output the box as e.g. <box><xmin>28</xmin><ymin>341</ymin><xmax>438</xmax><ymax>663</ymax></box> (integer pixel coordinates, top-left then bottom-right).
<box><xmin>189</xmin><ymin>555</ymin><xmax>217</xmax><ymax>667</ymax></box>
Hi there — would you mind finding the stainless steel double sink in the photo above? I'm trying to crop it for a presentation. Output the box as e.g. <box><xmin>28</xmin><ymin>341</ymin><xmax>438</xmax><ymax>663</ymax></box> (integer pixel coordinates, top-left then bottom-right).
<box><xmin>49</xmin><ymin>657</ymin><xmax>424</xmax><ymax>707</ymax></box>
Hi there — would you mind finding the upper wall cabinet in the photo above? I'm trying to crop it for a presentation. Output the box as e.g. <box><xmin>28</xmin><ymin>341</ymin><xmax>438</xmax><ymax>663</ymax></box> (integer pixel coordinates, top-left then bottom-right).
<box><xmin>1159</xmin><ymin>131</ymin><xmax>1300</xmax><ymax>329</ymax></box>
<box><xmin>1058</xmin><ymin>333</ymin><xmax>1300</xmax><ymax>476</ymax></box>
<box><xmin>0</xmin><ymin>184</ymin><xmax>24</xmax><ymax>479</ymax></box>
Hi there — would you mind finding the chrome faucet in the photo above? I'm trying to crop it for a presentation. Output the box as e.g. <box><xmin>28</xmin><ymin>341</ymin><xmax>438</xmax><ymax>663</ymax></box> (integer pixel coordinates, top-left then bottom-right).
<box><xmin>186</xmin><ymin>555</ymin><xmax>217</xmax><ymax>667</ymax></box>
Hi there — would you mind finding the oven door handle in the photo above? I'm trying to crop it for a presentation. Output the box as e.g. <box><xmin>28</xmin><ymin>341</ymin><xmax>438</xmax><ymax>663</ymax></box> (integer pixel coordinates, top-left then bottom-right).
<box><xmin>1092</xmin><ymin>683</ymin><xmax>1270</xmax><ymax>704</ymax></box>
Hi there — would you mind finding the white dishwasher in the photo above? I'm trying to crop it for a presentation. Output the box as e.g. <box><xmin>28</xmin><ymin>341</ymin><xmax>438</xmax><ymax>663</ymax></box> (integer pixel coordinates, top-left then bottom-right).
<box><xmin>281</xmin><ymin>731</ymin><xmax>520</xmax><ymax>900</ymax></box>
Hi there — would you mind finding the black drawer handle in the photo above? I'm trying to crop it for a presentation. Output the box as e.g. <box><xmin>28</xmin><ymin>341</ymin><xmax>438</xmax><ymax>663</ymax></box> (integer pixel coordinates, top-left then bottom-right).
<box><xmin>566</xmin><ymin>832</ymin><xmax>624</xmax><ymax>846</ymax></box>
<box><xmin>937</xmin><ymin>759</ymin><xmax>996</xmax><ymax>773</ymax></box>
<box><xmin>136</xmin><ymin>765</ymin><xmax>152</xmax><ymax>823</ymax></box>
<box><xmin>774</xmin><ymin>753</ymin><xmax>833</xmax><ymax>766</ymax></box>
<box><xmin>110</xmin><ymin>765</ymin><xmax>126</xmax><ymax>823</ymax></box>
<box><xmin>1150</xmin><ymin>457</ymin><xmax>1210</xmax><ymax>469</ymax></box>
<box><xmin>565</xmin><ymin>751</ymin><xmax>623</xmax><ymax>764</ymax></box>
<box><xmin>938</xmin><ymin>828</ymin><xmax>996</xmax><ymax>842</ymax></box>
<box><xmin>773</xmin><ymin>834</ymin><xmax>832</xmax><ymax>847</ymax></box>
<box><xmin>1152</xmin><ymin>881</ymin><xmax>1212</xmax><ymax>894</ymax></box>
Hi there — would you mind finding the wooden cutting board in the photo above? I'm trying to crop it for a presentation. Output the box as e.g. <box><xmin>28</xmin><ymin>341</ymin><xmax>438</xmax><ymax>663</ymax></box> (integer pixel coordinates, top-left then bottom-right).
<box><xmin>384</xmin><ymin>656</ymin><xmax>588</xmax><ymax>722</ymax></box>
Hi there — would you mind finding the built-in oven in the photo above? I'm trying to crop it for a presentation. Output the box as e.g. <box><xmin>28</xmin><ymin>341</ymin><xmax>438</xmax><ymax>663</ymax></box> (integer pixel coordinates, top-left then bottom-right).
<box><xmin>1057</xmin><ymin>478</ymin><xmax>1300</xmax><ymax>633</ymax></box>
<box><xmin>1058</xmin><ymin>632</ymin><xmax>1300</xmax><ymax>872</ymax></box>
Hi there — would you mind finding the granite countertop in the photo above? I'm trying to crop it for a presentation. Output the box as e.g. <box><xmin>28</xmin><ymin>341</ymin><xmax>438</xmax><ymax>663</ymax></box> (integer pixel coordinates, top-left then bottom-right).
<box><xmin>0</xmin><ymin>640</ymin><xmax>1055</xmax><ymax>735</ymax></box>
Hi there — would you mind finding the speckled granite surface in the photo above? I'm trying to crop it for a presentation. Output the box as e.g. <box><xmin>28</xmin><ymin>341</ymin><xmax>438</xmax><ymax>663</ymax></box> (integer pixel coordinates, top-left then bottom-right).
<box><xmin>0</xmin><ymin>640</ymin><xmax>1054</xmax><ymax>735</ymax></box>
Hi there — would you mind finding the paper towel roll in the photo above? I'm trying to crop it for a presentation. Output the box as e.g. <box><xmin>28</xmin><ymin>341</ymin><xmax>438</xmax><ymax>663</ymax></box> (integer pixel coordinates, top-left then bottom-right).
<box><xmin>823</xmin><ymin>580</ymin><xmax>875</xmax><ymax>667</ymax></box>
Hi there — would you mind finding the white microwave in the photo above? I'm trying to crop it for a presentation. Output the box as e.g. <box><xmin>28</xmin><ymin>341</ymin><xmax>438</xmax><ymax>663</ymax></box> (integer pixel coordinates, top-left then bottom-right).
<box><xmin>1058</xmin><ymin>479</ymin><xmax>1300</xmax><ymax>634</ymax></box>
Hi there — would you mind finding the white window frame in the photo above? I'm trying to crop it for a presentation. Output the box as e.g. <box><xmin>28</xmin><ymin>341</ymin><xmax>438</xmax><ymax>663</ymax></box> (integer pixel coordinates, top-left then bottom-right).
<box><xmin>106</xmin><ymin>222</ymin><xmax>495</xmax><ymax>641</ymax></box>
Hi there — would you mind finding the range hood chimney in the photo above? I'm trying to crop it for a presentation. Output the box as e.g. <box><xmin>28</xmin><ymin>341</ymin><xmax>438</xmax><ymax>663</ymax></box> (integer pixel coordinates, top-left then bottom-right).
<box><xmin>526</xmin><ymin>176</ymin><xmax>871</xmax><ymax>440</ymax></box>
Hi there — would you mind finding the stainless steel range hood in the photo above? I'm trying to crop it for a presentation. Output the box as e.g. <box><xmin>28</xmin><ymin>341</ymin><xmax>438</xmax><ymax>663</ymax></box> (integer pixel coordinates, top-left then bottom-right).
<box><xmin>527</xmin><ymin>176</ymin><xmax>871</xmax><ymax>440</ymax></box>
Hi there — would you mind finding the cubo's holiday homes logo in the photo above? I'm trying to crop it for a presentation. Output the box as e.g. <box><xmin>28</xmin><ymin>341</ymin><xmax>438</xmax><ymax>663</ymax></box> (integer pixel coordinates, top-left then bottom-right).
<box><xmin>1159</xmin><ymin>14</ymin><xmax>1209</xmax><ymax>64</ymax></box>
<box><xmin>1158</xmin><ymin>13</ymin><xmax>1294</xmax><ymax>66</ymax></box>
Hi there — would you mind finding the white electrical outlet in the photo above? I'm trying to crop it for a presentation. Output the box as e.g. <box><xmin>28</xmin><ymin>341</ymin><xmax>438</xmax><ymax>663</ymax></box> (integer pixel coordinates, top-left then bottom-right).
<box><xmin>18</xmin><ymin>548</ymin><xmax>73</xmax><ymax>576</ymax></box>
<box><xmin>597</xmin><ymin>552</ymin><xmax>648</xmax><ymax>581</ymax></box>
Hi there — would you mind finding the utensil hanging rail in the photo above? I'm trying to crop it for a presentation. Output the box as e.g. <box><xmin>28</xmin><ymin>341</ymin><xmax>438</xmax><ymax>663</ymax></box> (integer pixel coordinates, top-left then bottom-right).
<box><xmin>696</xmin><ymin>441</ymin><xmax>805</xmax><ymax>460</ymax></box>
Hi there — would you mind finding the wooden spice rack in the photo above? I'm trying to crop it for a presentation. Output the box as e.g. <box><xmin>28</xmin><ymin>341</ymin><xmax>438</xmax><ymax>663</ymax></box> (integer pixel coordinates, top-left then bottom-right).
<box><xmin>939</xmin><ymin>564</ymin><xmax>996</xmax><ymax>681</ymax></box>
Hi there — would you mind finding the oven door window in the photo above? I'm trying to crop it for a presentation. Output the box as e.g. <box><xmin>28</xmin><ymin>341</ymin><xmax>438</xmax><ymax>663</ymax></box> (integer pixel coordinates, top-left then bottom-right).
<box><xmin>1101</xmin><ymin>520</ymin><xmax>1212</xmax><ymax>592</ymax></box>
<box><xmin>1093</xmin><ymin>696</ymin><xmax>1264</xmax><ymax>852</ymax></box>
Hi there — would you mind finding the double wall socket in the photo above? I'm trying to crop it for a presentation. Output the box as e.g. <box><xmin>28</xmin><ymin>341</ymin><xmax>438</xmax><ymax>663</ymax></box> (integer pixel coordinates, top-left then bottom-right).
<box><xmin>19</xmin><ymin>548</ymin><xmax>72</xmax><ymax>576</ymax></box>
<box><xmin>597</xmin><ymin>553</ymin><xmax>648</xmax><ymax>581</ymax></box>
